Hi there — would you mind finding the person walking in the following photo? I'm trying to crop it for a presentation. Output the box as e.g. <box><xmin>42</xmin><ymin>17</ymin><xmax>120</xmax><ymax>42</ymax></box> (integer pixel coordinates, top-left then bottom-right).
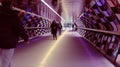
<box><xmin>50</xmin><ymin>20</ymin><xmax>58</xmax><ymax>40</ymax></box>
<box><xmin>0</xmin><ymin>0</ymin><xmax>29</xmax><ymax>67</ymax></box>
<box><xmin>57</xmin><ymin>23</ymin><xmax>62</xmax><ymax>35</ymax></box>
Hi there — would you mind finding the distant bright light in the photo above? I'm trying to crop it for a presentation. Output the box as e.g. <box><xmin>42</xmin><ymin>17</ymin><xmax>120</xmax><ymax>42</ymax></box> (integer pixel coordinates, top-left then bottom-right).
<box><xmin>38</xmin><ymin>30</ymin><xmax>68</xmax><ymax>67</ymax></box>
<box><xmin>61</xmin><ymin>0</ymin><xmax>69</xmax><ymax>21</ymax></box>
<box><xmin>41</xmin><ymin>0</ymin><xmax>65</xmax><ymax>21</ymax></box>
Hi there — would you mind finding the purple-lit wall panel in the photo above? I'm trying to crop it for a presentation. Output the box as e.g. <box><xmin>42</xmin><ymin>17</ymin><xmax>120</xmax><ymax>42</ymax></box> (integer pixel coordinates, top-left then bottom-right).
<box><xmin>97</xmin><ymin>1</ymin><xmax>102</xmax><ymax>6</ymax></box>
<box><xmin>100</xmin><ymin>0</ymin><xmax>105</xmax><ymax>4</ymax></box>
<box><xmin>103</xmin><ymin>11</ymin><xmax>109</xmax><ymax>17</ymax></box>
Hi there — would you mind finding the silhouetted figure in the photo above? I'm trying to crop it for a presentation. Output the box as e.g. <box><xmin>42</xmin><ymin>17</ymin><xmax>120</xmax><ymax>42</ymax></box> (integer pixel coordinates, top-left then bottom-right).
<box><xmin>0</xmin><ymin>0</ymin><xmax>29</xmax><ymax>67</ymax></box>
<box><xmin>57</xmin><ymin>23</ymin><xmax>62</xmax><ymax>35</ymax></box>
<box><xmin>50</xmin><ymin>20</ymin><xmax>58</xmax><ymax>40</ymax></box>
<box><xmin>72</xmin><ymin>23</ymin><xmax>77</xmax><ymax>31</ymax></box>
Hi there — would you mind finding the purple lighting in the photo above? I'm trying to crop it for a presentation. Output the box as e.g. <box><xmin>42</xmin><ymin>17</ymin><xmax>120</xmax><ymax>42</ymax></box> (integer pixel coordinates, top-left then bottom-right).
<box><xmin>101</xmin><ymin>0</ymin><xmax>105</xmax><ymax>4</ymax></box>
<box><xmin>97</xmin><ymin>1</ymin><xmax>102</xmax><ymax>6</ymax></box>
<box><xmin>94</xmin><ymin>9</ymin><xmax>100</xmax><ymax>14</ymax></box>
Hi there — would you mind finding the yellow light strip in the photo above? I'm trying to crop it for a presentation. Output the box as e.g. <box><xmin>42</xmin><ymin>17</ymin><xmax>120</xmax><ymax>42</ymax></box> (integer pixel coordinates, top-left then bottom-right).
<box><xmin>39</xmin><ymin>30</ymin><xmax>68</xmax><ymax>67</ymax></box>
<box><xmin>41</xmin><ymin>0</ymin><xmax>65</xmax><ymax>21</ymax></box>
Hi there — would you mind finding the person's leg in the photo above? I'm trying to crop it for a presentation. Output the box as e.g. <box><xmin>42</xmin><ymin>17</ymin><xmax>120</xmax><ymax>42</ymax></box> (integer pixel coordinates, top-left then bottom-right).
<box><xmin>55</xmin><ymin>33</ymin><xmax>57</xmax><ymax>40</ymax></box>
<box><xmin>53</xmin><ymin>34</ymin><xmax>55</xmax><ymax>40</ymax></box>
<box><xmin>1</xmin><ymin>48</ymin><xmax>14</xmax><ymax>67</ymax></box>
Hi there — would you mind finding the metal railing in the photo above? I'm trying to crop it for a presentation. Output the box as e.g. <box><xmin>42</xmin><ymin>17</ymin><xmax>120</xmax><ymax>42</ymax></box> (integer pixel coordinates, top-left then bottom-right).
<box><xmin>78</xmin><ymin>27</ymin><xmax>120</xmax><ymax>67</ymax></box>
<box><xmin>25</xmin><ymin>27</ymin><xmax>50</xmax><ymax>29</ymax></box>
<box><xmin>19</xmin><ymin>27</ymin><xmax>51</xmax><ymax>42</ymax></box>
<box><xmin>78</xmin><ymin>27</ymin><xmax>120</xmax><ymax>36</ymax></box>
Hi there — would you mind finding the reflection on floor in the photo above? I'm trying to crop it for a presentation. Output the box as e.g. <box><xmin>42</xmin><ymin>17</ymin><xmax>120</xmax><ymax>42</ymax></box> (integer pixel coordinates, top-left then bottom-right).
<box><xmin>12</xmin><ymin>31</ymin><xmax>115</xmax><ymax>67</ymax></box>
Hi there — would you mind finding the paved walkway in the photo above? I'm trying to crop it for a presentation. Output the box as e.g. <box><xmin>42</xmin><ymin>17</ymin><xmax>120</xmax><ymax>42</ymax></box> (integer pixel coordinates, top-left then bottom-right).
<box><xmin>11</xmin><ymin>31</ymin><xmax>115</xmax><ymax>67</ymax></box>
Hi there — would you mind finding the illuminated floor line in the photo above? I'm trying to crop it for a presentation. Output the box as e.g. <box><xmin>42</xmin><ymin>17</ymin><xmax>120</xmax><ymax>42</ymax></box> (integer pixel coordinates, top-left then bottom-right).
<box><xmin>39</xmin><ymin>30</ymin><xmax>68</xmax><ymax>67</ymax></box>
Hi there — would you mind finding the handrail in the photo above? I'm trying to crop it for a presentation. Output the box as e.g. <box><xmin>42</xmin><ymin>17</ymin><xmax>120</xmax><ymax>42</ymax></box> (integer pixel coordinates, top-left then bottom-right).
<box><xmin>25</xmin><ymin>27</ymin><xmax>50</xmax><ymax>29</ymax></box>
<box><xmin>0</xmin><ymin>2</ymin><xmax>41</xmax><ymax>17</ymax></box>
<box><xmin>78</xmin><ymin>27</ymin><xmax>120</xmax><ymax>36</ymax></box>
<box><xmin>12</xmin><ymin>7</ymin><xmax>41</xmax><ymax>17</ymax></box>
<box><xmin>0</xmin><ymin>2</ymin><xmax>52</xmax><ymax>21</ymax></box>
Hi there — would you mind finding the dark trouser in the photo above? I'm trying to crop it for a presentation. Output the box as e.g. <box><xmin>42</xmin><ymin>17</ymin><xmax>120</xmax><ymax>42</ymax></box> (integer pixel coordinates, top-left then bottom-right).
<box><xmin>53</xmin><ymin>33</ymin><xmax>57</xmax><ymax>40</ymax></box>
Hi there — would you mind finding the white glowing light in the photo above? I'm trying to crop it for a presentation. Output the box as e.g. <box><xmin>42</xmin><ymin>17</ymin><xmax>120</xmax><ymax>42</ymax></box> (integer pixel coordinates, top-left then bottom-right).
<box><xmin>39</xmin><ymin>30</ymin><xmax>68</xmax><ymax>67</ymax></box>
<box><xmin>41</xmin><ymin>0</ymin><xmax>65</xmax><ymax>21</ymax></box>
<box><xmin>61</xmin><ymin>0</ymin><xmax>69</xmax><ymax>22</ymax></box>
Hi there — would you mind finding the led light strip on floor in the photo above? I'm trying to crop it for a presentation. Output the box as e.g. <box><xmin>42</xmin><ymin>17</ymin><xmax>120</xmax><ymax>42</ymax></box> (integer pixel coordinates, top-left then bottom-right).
<box><xmin>39</xmin><ymin>30</ymin><xmax>68</xmax><ymax>67</ymax></box>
